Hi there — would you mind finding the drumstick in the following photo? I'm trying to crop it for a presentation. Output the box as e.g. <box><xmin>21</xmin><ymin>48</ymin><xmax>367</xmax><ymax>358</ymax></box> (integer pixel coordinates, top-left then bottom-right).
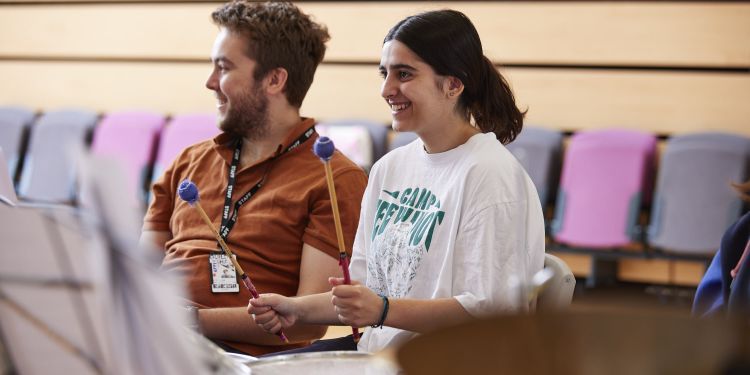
<box><xmin>177</xmin><ymin>179</ymin><xmax>289</xmax><ymax>343</ymax></box>
<box><xmin>313</xmin><ymin>136</ymin><xmax>361</xmax><ymax>342</ymax></box>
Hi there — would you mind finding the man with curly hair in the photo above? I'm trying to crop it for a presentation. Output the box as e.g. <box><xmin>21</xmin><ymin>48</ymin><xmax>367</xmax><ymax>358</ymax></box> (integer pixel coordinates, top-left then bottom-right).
<box><xmin>141</xmin><ymin>1</ymin><xmax>367</xmax><ymax>356</ymax></box>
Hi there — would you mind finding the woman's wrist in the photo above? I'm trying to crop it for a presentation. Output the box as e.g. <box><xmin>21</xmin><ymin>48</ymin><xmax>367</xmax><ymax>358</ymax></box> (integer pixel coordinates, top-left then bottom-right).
<box><xmin>371</xmin><ymin>295</ymin><xmax>389</xmax><ymax>329</ymax></box>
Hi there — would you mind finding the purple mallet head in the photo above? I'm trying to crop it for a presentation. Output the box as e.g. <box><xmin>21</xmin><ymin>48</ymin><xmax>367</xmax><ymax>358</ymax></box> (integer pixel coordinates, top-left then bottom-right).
<box><xmin>178</xmin><ymin>179</ymin><xmax>199</xmax><ymax>205</ymax></box>
<box><xmin>313</xmin><ymin>136</ymin><xmax>335</xmax><ymax>162</ymax></box>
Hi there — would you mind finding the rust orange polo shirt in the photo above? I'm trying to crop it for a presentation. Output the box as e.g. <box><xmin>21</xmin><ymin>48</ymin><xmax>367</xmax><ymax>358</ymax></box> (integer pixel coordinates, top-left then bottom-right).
<box><xmin>143</xmin><ymin>118</ymin><xmax>367</xmax><ymax>355</ymax></box>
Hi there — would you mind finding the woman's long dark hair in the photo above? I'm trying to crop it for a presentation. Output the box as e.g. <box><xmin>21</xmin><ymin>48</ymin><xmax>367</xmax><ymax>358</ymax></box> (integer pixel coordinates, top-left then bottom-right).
<box><xmin>384</xmin><ymin>10</ymin><xmax>525</xmax><ymax>144</ymax></box>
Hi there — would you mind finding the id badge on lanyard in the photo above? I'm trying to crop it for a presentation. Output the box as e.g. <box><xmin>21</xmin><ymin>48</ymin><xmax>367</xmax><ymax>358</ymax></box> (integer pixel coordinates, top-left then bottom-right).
<box><xmin>209</xmin><ymin>252</ymin><xmax>239</xmax><ymax>293</ymax></box>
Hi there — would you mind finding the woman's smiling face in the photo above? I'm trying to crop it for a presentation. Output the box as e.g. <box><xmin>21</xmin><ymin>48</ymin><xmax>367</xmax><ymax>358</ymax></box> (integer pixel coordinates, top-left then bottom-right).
<box><xmin>379</xmin><ymin>40</ymin><xmax>454</xmax><ymax>135</ymax></box>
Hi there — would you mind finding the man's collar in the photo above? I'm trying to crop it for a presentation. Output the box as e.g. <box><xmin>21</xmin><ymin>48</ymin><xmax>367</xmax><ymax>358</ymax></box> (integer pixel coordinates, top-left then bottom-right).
<box><xmin>211</xmin><ymin>117</ymin><xmax>317</xmax><ymax>164</ymax></box>
<box><xmin>213</xmin><ymin>117</ymin><xmax>316</xmax><ymax>148</ymax></box>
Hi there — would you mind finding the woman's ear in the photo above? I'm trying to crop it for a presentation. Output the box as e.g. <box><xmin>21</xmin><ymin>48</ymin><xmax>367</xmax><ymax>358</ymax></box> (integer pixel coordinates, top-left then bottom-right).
<box><xmin>445</xmin><ymin>76</ymin><xmax>464</xmax><ymax>98</ymax></box>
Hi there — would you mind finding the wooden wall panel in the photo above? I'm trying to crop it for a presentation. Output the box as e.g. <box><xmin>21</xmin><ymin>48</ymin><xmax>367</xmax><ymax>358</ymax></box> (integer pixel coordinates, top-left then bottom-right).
<box><xmin>304</xmin><ymin>2</ymin><xmax>750</xmax><ymax>67</ymax></box>
<box><xmin>2</xmin><ymin>62</ymin><xmax>746</xmax><ymax>136</ymax></box>
<box><xmin>0</xmin><ymin>3</ymin><xmax>216</xmax><ymax>60</ymax></box>
<box><xmin>507</xmin><ymin>68</ymin><xmax>750</xmax><ymax>135</ymax></box>
<box><xmin>1</xmin><ymin>2</ymin><xmax>748</xmax><ymax>136</ymax></box>
<box><xmin>312</xmin><ymin>66</ymin><xmax>750</xmax><ymax>135</ymax></box>
<box><xmin>0</xmin><ymin>61</ymin><xmax>214</xmax><ymax>114</ymax></box>
<box><xmin>1</xmin><ymin>2</ymin><xmax>748</xmax><ymax>67</ymax></box>
<box><xmin>0</xmin><ymin>61</ymin><xmax>750</xmax><ymax>135</ymax></box>
<box><xmin>618</xmin><ymin>259</ymin><xmax>704</xmax><ymax>286</ymax></box>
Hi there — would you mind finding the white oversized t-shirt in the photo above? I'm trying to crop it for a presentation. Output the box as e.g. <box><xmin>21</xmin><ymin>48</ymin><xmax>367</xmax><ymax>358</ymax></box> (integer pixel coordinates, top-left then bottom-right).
<box><xmin>350</xmin><ymin>132</ymin><xmax>545</xmax><ymax>353</ymax></box>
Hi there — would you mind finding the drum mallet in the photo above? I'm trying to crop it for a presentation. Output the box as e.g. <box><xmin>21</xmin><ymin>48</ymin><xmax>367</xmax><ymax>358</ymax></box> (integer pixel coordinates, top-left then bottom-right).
<box><xmin>177</xmin><ymin>179</ymin><xmax>289</xmax><ymax>343</ymax></box>
<box><xmin>313</xmin><ymin>137</ymin><xmax>361</xmax><ymax>342</ymax></box>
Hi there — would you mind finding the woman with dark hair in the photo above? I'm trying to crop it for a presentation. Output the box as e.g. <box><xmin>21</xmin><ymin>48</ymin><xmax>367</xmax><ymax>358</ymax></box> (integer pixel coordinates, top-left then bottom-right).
<box><xmin>248</xmin><ymin>9</ymin><xmax>545</xmax><ymax>353</ymax></box>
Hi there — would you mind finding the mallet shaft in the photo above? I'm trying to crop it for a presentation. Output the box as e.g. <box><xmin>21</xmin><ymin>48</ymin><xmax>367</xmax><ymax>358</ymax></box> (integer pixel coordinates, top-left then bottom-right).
<box><xmin>192</xmin><ymin>201</ymin><xmax>289</xmax><ymax>343</ymax></box>
<box><xmin>321</xmin><ymin>160</ymin><xmax>360</xmax><ymax>341</ymax></box>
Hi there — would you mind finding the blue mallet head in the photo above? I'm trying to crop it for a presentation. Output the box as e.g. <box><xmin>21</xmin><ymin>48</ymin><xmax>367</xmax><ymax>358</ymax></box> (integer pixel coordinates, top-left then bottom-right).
<box><xmin>313</xmin><ymin>136</ymin><xmax>335</xmax><ymax>162</ymax></box>
<box><xmin>178</xmin><ymin>179</ymin><xmax>200</xmax><ymax>205</ymax></box>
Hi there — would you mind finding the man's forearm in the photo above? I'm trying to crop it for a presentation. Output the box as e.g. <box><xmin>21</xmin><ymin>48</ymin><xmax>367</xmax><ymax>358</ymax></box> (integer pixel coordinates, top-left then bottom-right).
<box><xmin>198</xmin><ymin>306</ymin><xmax>327</xmax><ymax>345</ymax></box>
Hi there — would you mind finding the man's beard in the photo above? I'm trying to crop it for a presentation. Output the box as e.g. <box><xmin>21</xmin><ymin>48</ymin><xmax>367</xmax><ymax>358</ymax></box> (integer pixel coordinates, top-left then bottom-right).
<box><xmin>219</xmin><ymin>84</ymin><xmax>269</xmax><ymax>141</ymax></box>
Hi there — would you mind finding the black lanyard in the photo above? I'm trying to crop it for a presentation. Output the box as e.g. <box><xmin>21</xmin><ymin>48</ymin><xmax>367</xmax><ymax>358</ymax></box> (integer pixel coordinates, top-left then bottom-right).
<box><xmin>218</xmin><ymin>126</ymin><xmax>315</xmax><ymax>242</ymax></box>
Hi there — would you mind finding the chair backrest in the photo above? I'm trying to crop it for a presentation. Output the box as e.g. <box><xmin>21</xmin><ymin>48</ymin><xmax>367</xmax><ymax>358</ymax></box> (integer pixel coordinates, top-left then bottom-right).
<box><xmin>536</xmin><ymin>253</ymin><xmax>576</xmax><ymax>311</ymax></box>
<box><xmin>152</xmin><ymin>113</ymin><xmax>219</xmax><ymax>183</ymax></box>
<box><xmin>506</xmin><ymin>126</ymin><xmax>563</xmax><ymax>205</ymax></box>
<box><xmin>388</xmin><ymin>131</ymin><xmax>419</xmax><ymax>152</ymax></box>
<box><xmin>0</xmin><ymin>148</ymin><xmax>18</xmax><ymax>205</ymax></box>
<box><xmin>318</xmin><ymin>119</ymin><xmax>389</xmax><ymax>163</ymax></box>
<box><xmin>17</xmin><ymin>109</ymin><xmax>98</xmax><ymax>204</ymax></box>
<box><xmin>0</xmin><ymin>106</ymin><xmax>35</xmax><ymax>181</ymax></box>
<box><xmin>316</xmin><ymin>123</ymin><xmax>373</xmax><ymax>171</ymax></box>
<box><xmin>90</xmin><ymin>111</ymin><xmax>166</xmax><ymax>204</ymax></box>
<box><xmin>667</xmin><ymin>132</ymin><xmax>750</xmax><ymax>150</ymax></box>
<box><xmin>551</xmin><ymin>129</ymin><xmax>657</xmax><ymax>248</ymax></box>
<box><xmin>648</xmin><ymin>132</ymin><xmax>750</xmax><ymax>254</ymax></box>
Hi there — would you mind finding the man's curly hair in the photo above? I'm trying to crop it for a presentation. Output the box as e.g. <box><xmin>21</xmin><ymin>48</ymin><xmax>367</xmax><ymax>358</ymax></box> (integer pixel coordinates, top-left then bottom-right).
<box><xmin>211</xmin><ymin>1</ymin><xmax>330</xmax><ymax>108</ymax></box>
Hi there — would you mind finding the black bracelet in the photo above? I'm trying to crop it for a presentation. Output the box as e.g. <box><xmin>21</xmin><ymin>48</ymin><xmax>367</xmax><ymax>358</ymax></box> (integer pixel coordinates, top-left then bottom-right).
<box><xmin>371</xmin><ymin>295</ymin><xmax>389</xmax><ymax>329</ymax></box>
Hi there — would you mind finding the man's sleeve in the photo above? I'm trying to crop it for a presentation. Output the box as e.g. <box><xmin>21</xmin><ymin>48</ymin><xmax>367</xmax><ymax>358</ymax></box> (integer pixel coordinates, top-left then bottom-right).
<box><xmin>303</xmin><ymin>166</ymin><xmax>368</xmax><ymax>259</ymax></box>
<box><xmin>142</xmin><ymin>159</ymin><xmax>177</xmax><ymax>233</ymax></box>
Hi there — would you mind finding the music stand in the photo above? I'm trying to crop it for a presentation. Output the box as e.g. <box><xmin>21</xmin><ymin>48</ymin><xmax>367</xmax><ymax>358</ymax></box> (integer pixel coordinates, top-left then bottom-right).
<box><xmin>0</xmin><ymin>202</ymin><xmax>104</xmax><ymax>374</ymax></box>
<box><xmin>76</xmin><ymin>155</ymin><xmax>246</xmax><ymax>374</ymax></box>
<box><xmin>0</xmin><ymin>154</ymin><xmax>246</xmax><ymax>374</ymax></box>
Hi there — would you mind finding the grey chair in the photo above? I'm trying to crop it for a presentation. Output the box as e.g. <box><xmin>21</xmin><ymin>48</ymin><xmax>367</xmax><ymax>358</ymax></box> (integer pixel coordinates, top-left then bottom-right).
<box><xmin>506</xmin><ymin>126</ymin><xmax>563</xmax><ymax>206</ymax></box>
<box><xmin>0</xmin><ymin>106</ymin><xmax>35</xmax><ymax>183</ymax></box>
<box><xmin>17</xmin><ymin>109</ymin><xmax>98</xmax><ymax>204</ymax></box>
<box><xmin>647</xmin><ymin>132</ymin><xmax>750</xmax><ymax>255</ymax></box>
<box><xmin>387</xmin><ymin>131</ymin><xmax>419</xmax><ymax>152</ymax></box>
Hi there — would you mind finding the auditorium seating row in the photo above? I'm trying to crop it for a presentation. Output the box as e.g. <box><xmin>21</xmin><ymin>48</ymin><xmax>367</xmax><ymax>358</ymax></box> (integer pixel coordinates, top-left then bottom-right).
<box><xmin>0</xmin><ymin>108</ymin><xmax>398</xmax><ymax>205</ymax></box>
<box><xmin>2</xmin><ymin>106</ymin><xmax>749</xmax><ymax>268</ymax></box>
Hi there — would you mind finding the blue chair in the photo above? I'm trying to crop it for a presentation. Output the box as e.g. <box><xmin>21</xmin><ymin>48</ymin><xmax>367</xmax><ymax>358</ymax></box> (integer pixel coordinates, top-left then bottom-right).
<box><xmin>648</xmin><ymin>132</ymin><xmax>750</xmax><ymax>255</ymax></box>
<box><xmin>506</xmin><ymin>126</ymin><xmax>563</xmax><ymax>206</ymax></box>
<box><xmin>17</xmin><ymin>109</ymin><xmax>98</xmax><ymax>204</ymax></box>
<box><xmin>0</xmin><ymin>106</ymin><xmax>35</xmax><ymax>184</ymax></box>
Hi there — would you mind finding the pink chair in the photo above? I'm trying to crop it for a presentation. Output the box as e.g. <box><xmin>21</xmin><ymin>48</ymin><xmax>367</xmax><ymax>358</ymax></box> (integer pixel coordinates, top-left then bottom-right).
<box><xmin>152</xmin><ymin>113</ymin><xmax>219</xmax><ymax>183</ymax></box>
<box><xmin>316</xmin><ymin>123</ymin><xmax>373</xmax><ymax>171</ymax></box>
<box><xmin>90</xmin><ymin>111</ymin><xmax>166</xmax><ymax>205</ymax></box>
<box><xmin>551</xmin><ymin>129</ymin><xmax>657</xmax><ymax>248</ymax></box>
